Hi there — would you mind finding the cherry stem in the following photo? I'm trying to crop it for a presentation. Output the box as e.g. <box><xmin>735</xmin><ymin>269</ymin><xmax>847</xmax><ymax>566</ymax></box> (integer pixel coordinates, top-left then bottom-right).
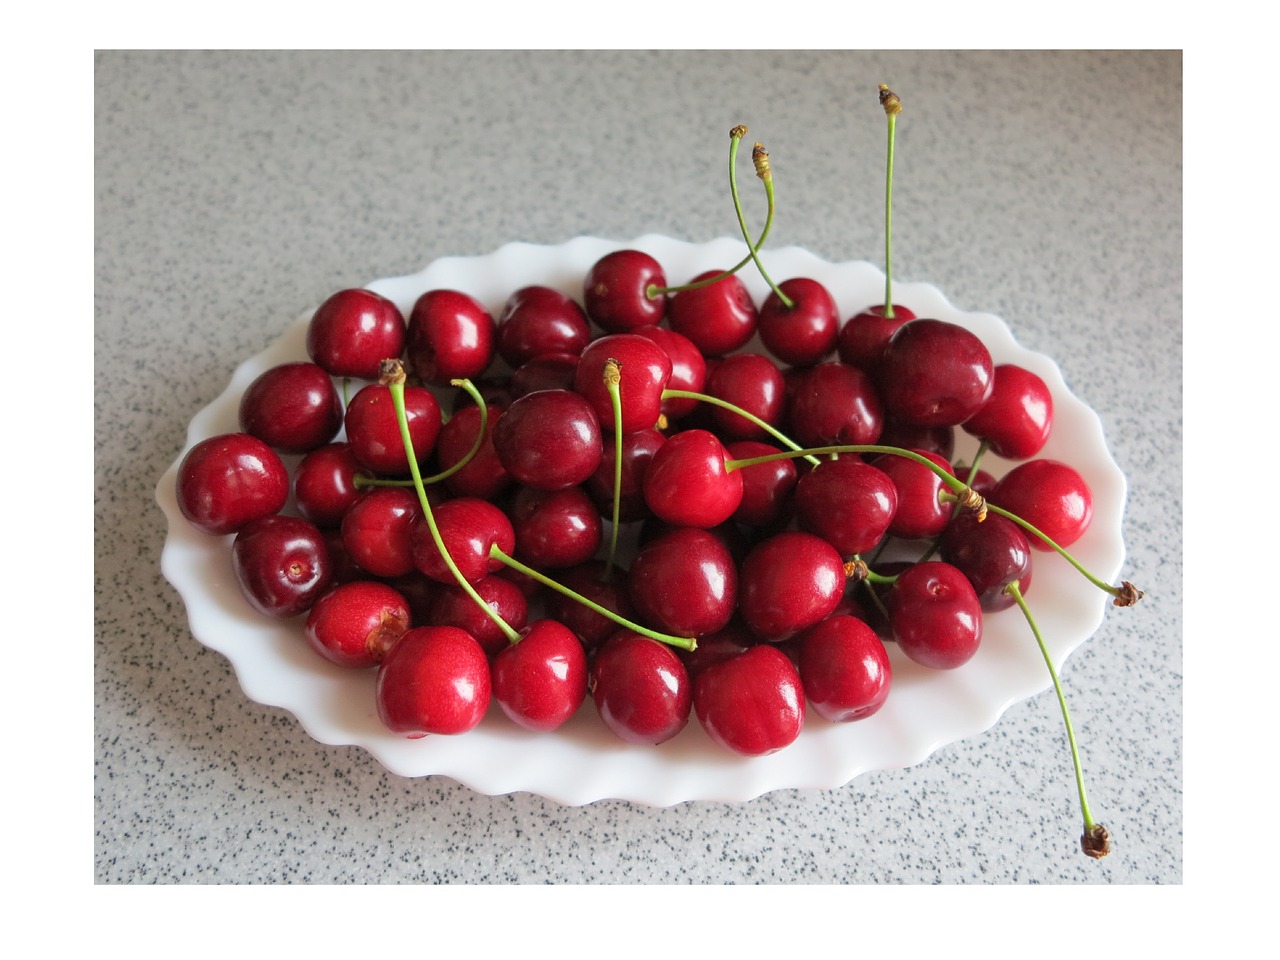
<box><xmin>725</xmin><ymin>443</ymin><xmax>970</xmax><ymax>496</ymax></box>
<box><xmin>386</xmin><ymin>363</ymin><xmax>520</xmax><ymax>646</ymax></box>
<box><xmin>1005</xmin><ymin>581</ymin><xmax>1110</xmax><ymax>859</ymax></box>
<box><xmin>488</xmin><ymin>545</ymin><xmax>697</xmax><ymax>652</ymax></box>
<box><xmin>736</xmin><ymin>140</ymin><xmax>793</xmax><ymax>309</ymax></box>
<box><xmin>659</xmin><ymin>388</ymin><xmax>821</xmax><ymax>466</ymax></box>
<box><xmin>604</xmin><ymin>360</ymin><xmax>624</xmax><ymax>580</ymax></box>
<box><xmin>879</xmin><ymin>84</ymin><xmax>901</xmax><ymax>317</ymax></box>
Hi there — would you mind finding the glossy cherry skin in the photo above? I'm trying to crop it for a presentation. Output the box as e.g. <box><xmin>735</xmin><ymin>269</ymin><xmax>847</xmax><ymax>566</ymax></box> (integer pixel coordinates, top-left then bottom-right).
<box><xmin>306</xmin><ymin>288</ymin><xmax>406</xmax><ymax>380</ymax></box>
<box><xmin>176</xmin><ymin>433</ymin><xmax>290</xmax><ymax>536</ymax></box>
<box><xmin>874</xmin><ymin>448</ymin><xmax>956</xmax><ymax>540</ymax></box>
<box><xmin>678</xmin><ymin>619</ymin><xmax>757</xmax><ymax>678</ymax></box>
<box><xmin>940</xmin><ymin>511</ymin><xmax>1033</xmax><ymax>611</ymax></box>
<box><xmin>876</xmin><ymin>319</ymin><xmax>994</xmax><ymax>427</ymax></box>
<box><xmin>632</xmin><ymin>324</ymin><xmax>706</xmax><ymax>421</ymax></box>
<box><xmin>878</xmin><ymin>416</ymin><xmax>955</xmax><ymax>462</ymax></box>
<box><xmin>544</xmin><ymin>560</ymin><xmax>639</xmax><ymax>652</ymax></box>
<box><xmin>887</xmin><ymin>561</ymin><xmax>984</xmax><ymax>669</ymax></box>
<box><xmin>429</xmin><ymin>574</ymin><xmax>529</xmax><ymax>657</ymax></box>
<box><xmin>738</xmin><ymin>531</ymin><xmax>846</xmax><ymax>642</ymax></box>
<box><xmin>725</xmin><ymin>440</ymin><xmax>798</xmax><ymax>530</ymax></box>
<box><xmin>344</xmin><ymin>383</ymin><xmax>442</xmax><ymax>477</ymax></box>
<box><xmin>293</xmin><ymin>442</ymin><xmax>366</xmax><ymax>529</ymax></box>
<box><xmin>509</xmin><ymin>484</ymin><xmax>602</xmax><ymax>570</ymax></box>
<box><xmin>798</xmin><ymin>615</ymin><xmax>892</xmax><ymax>722</ymax></box>
<box><xmin>238</xmin><ymin>361</ymin><xmax>343</xmax><ymax>455</ymax></box>
<box><xmin>375</xmin><ymin>626</ymin><xmax>491</xmax><ymax>737</ymax></box>
<box><xmin>410</xmin><ymin>496</ymin><xmax>515</xmax><ymax>585</ymax></box>
<box><xmin>406</xmin><ymin>289</ymin><xmax>496</xmax><ymax>386</ymax></box>
<box><xmin>495</xmin><ymin>285</ymin><xmax>591</xmax><ymax>368</ymax></box>
<box><xmin>510</xmin><ymin>352</ymin><xmax>580</xmax><ymax>397</ymax></box>
<box><xmin>586</xmin><ymin>426</ymin><xmax>664</xmax><ymax>523</ymax></box>
<box><xmin>693</xmin><ymin>645</ymin><xmax>805</xmax><ymax>756</ymax></box>
<box><xmin>628</xmin><ymin>527</ymin><xmax>737</xmax><ymax>638</ymax></box>
<box><xmin>493</xmin><ymin>388</ymin><xmax>603</xmax><ymax>491</ymax></box>
<box><xmin>990</xmin><ymin>458</ymin><xmax>1093</xmax><ymax>551</ymax></box>
<box><xmin>757</xmin><ymin>277</ymin><xmax>840</xmax><ymax>367</ymax></box>
<box><xmin>574</xmin><ymin>333</ymin><xmax>672</xmax><ymax>434</ymax></box>
<box><xmin>339</xmin><ymin>486</ymin><xmax>423</xmax><ymax>579</ymax></box>
<box><xmin>590</xmin><ymin>629</ymin><xmax>692</xmax><ymax>745</ymax></box>
<box><xmin>642</xmin><ymin>429</ymin><xmax>743</xmax><ymax>529</ymax></box>
<box><xmin>304</xmin><ymin>580</ymin><xmax>411</xmax><ymax>669</ymax></box>
<box><xmin>231</xmin><ymin>515</ymin><xmax>333</xmax><ymax>618</ymax></box>
<box><xmin>583</xmin><ymin>249</ymin><xmax>667</xmax><ymax>333</ymax></box>
<box><xmin>665</xmin><ymin>270</ymin><xmax>758</xmax><ymax>357</ymax></box>
<box><xmin>492</xmin><ymin>620</ymin><xmax>588</xmax><ymax>732</ymax></box>
<box><xmin>705</xmin><ymin>352</ymin><xmax>787</xmax><ymax>441</ymax></box>
<box><xmin>961</xmin><ymin>363</ymin><xmax>1054</xmax><ymax>460</ymax></box>
<box><xmin>784</xmin><ymin>361</ymin><xmax>884</xmax><ymax>449</ymax></box>
<box><xmin>434</xmin><ymin>403</ymin><xmax>513</xmax><ymax>501</ymax></box>
<box><xmin>836</xmin><ymin>303</ymin><xmax>916</xmax><ymax>370</ymax></box>
<box><xmin>794</xmin><ymin>457</ymin><xmax>898</xmax><ymax>556</ymax></box>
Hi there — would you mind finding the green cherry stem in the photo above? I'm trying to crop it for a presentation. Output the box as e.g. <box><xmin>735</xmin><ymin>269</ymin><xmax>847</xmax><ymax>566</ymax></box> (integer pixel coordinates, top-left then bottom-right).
<box><xmin>488</xmin><ymin>545</ymin><xmax>697</xmax><ymax>652</ymax></box>
<box><xmin>659</xmin><ymin>388</ymin><xmax>821</xmax><ymax>466</ymax></box>
<box><xmin>878</xmin><ymin>84</ymin><xmax>901</xmax><ymax>318</ymax></box>
<box><xmin>737</xmin><ymin>140</ymin><xmax>793</xmax><ymax>309</ymax></box>
<box><xmin>603</xmin><ymin>359</ymin><xmax>624</xmax><ymax>579</ymax></box>
<box><xmin>1005</xmin><ymin>581</ymin><xmax>1110</xmax><ymax>859</ymax></box>
<box><xmin>386</xmin><ymin>362</ymin><xmax>520</xmax><ymax>646</ymax></box>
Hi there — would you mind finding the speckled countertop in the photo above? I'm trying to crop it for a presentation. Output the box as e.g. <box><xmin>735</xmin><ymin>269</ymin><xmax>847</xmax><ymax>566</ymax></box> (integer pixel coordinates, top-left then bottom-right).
<box><xmin>95</xmin><ymin>50</ymin><xmax>1182</xmax><ymax>883</ymax></box>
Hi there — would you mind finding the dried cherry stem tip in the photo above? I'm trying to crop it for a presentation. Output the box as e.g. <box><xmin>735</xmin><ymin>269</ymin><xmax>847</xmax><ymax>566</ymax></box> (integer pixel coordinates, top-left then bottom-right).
<box><xmin>1081</xmin><ymin>824</ymin><xmax>1112</xmax><ymax>859</ymax></box>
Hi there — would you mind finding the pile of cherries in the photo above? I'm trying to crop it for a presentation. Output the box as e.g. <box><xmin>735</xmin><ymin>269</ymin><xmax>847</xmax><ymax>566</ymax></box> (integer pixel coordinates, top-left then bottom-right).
<box><xmin>177</xmin><ymin>254</ymin><xmax>1099</xmax><ymax>752</ymax></box>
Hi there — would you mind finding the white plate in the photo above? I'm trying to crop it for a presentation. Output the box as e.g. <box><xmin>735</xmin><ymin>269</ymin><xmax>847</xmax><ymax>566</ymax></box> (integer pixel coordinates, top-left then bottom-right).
<box><xmin>156</xmin><ymin>235</ymin><xmax>1127</xmax><ymax>805</ymax></box>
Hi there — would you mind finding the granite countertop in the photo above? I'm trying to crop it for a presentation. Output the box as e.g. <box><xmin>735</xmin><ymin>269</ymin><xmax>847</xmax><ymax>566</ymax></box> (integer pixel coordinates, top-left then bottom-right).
<box><xmin>94</xmin><ymin>50</ymin><xmax>1182</xmax><ymax>883</ymax></box>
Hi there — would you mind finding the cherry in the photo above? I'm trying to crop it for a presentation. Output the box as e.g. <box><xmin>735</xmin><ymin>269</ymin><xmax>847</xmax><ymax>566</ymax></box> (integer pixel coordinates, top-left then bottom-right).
<box><xmin>797</xmin><ymin>615</ymin><xmax>892</xmax><ymax>723</ymax></box>
<box><xmin>724</xmin><ymin>439</ymin><xmax>797</xmax><ymax>530</ymax></box>
<box><xmin>409</xmin><ymin>496</ymin><xmax>514</xmax><ymax>585</ymax></box>
<box><xmin>705</xmin><ymin>352</ymin><xmax>787</xmax><ymax>441</ymax></box>
<box><xmin>886</xmin><ymin>561</ymin><xmax>983</xmax><ymax>669</ymax></box>
<box><xmin>492</xmin><ymin>619</ymin><xmax>588</xmax><ymax>732</ymax></box>
<box><xmin>874</xmin><ymin>447</ymin><xmax>956</xmax><ymax>540</ymax></box>
<box><xmin>493</xmin><ymin>388</ymin><xmax>602</xmax><ymax>490</ymax></box>
<box><xmin>406</xmin><ymin>289</ymin><xmax>496</xmax><ymax>386</ymax></box>
<box><xmin>238</xmin><ymin>361</ymin><xmax>343</xmax><ymax>455</ymax></box>
<box><xmin>508</xmin><ymin>484</ymin><xmax>602</xmax><ymax>570</ymax></box>
<box><xmin>231</xmin><ymin>515</ymin><xmax>333</xmax><ymax>618</ymax></box>
<box><xmin>585</xmin><ymin>426</ymin><xmax>664</xmax><ymax>523</ymax></box>
<box><xmin>306</xmin><ymin>287</ymin><xmax>406</xmax><ymax>380</ymax></box>
<box><xmin>678</xmin><ymin>619</ymin><xmax>757</xmax><ymax>678</ymax></box>
<box><xmin>582</xmin><ymin>249</ymin><xmax>667</xmax><ymax>333</ymax></box>
<box><xmin>589</xmin><ymin>629</ymin><xmax>692</xmax><ymax>745</ymax></box>
<box><xmin>293</xmin><ymin>442</ymin><xmax>366</xmax><ymax>529</ymax></box>
<box><xmin>642</xmin><ymin>428</ymin><xmax>743</xmax><ymax>529</ymax></box>
<box><xmin>837</xmin><ymin>304</ymin><xmax>917</xmax><ymax>370</ymax></box>
<box><xmin>304</xmin><ymin>580</ymin><xmax>410</xmax><ymax>669</ymax></box>
<box><xmin>991</xmin><ymin>459</ymin><xmax>1093</xmax><ymax>551</ymax></box>
<box><xmin>434</xmin><ymin>403</ymin><xmax>512</xmax><ymax>501</ymax></box>
<box><xmin>573</xmin><ymin>334</ymin><xmax>672</xmax><ymax>435</ymax></box>
<box><xmin>176</xmin><ymin>433</ymin><xmax>289</xmax><ymax>536</ymax></box>
<box><xmin>737</xmin><ymin>531</ymin><xmax>846</xmax><ymax>642</ymax></box>
<box><xmin>940</xmin><ymin>511</ymin><xmax>1033</xmax><ymax>611</ymax></box>
<box><xmin>878</xmin><ymin>415</ymin><xmax>955</xmax><ymax>462</ymax></box>
<box><xmin>430</xmin><ymin>573</ymin><xmax>530</xmax><ymax>657</ymax></box>
<box><xmin>495</xmin><ymin>285</ymin><xmax>590</xmax><ymax>367</ymax></box>
<box><xmin>757</xmin><ymin>277</ymin><xmax>839</xmax><ymax>367</ymax></box>
<box><xmin>876</xmin><ymin>318</ymin><xmax>994</xmax><ymax>427</ymax></box>
<box><xmin>693</xmin><ymin>645</ymin><xmax>805</xmax><ymax>756</ymax></box>
<box><xmin>544</xmin><ymin>560</ymin><xmax>638</xmax><ymax>652</ymax></box>
<box><xmin>344</xmin><ymin>383</ymin><xmax>442</xmax><ymax>477</ymax></box>
<box><xmin>784</xmin><ymin>361</ymin><xmax>884</xmax><ymax>449</ymax></box>
<box><xmin>510</xmin><ymin>352</ymin><xmax>580</xmax><ymax>397</ymax></box>
<box><xmin>632</xmin><ymin>324</ymin><xmax>706</xmax><ymax>422</ymax></box>
<box><xmin>375</xmin><ymin>625</ymin><xmax>491</xmax><ymax>737</ymax></box>
<box><xmin>339</xmin><ymin>486</ymin><xmax>423</xmax><ymax>579</ymax></box>
<box><xmin>961</xmin><ymin>363</ymin><xmax>1054</xmax><ymax>460</ymax></box>
<box><xmin>665</xmin><ymin>270</ymin><xmax>758</xmax><ymax>357</ymax></box>
<box><xmin>628</xmin><ymin>527</ymin><xmax>737</xmax><ymax>638</ymax></box>
<box><xmin>793</xmin><ymin>457</ymin><xmax>897</xmax><ymax>556</ymax></box>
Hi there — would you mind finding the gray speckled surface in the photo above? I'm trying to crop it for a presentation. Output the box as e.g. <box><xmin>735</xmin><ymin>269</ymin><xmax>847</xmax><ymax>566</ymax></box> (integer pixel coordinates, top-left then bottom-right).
<box><xmin>95</xmin><ymin>50</ymin><xmax>1182</xmax><ymax>883</ymax></box>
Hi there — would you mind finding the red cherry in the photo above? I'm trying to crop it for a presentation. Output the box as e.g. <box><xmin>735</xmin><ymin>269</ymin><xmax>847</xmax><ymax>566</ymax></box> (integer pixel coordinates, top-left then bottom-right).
<box><xmin>961</xmin><ymin>363</ymin><xmax>1054</xmax><ymax>460</ymax></box>
<box><xmin>409</xmin><ymin>496</ymin><xmax>514</xmax><ymax>585</ymax></box>
<box><xmin>344</xmin><ymin>383</ymin><xmax>442</xmax><ymax>477</ymax></box>
<box><xmin>585</xmin><ymin>426</ymin><xmax>665</xmax><ymax>523</ymax></box>
<box><xmin>176</xmin><ymin>433</ymin><xmax>289</xmax><ymax>536</ymax></box>
<box><xmin>724</xmin><ymin>440</ymin><xmax>798</xmax><ymax>530</ymax></box>
<box><xmin>705</xmin><ymin>352</ymin><xmax>787</xmax><ymax>441</ymax></box>
<box><xmin>678</xmin><ymin>619</ymin><xmax>757</xmax><ymax>678</ymax></box>
<box><xmin>878</xmin><ymin>416</ymin><xmax>955</xmax><ymax>462</ymax></box>
<box><xmin>543</xmin><ymin>560</ymin><xmax>637</xmax><ymax>652</ymax></box>
<box><xmin>797</xmin><ymin>615</ymin><xmax>892</xmax><ymax>722</ymax></box>
<box><xmin>631</xmin><ymin>324</ymin><xmax>706</xmax><ymax>421</ymax></box>
<box><xmin>231</xmin><ymin>515</ymin><xmax>333</xmax><ymax>618</ymax></box>
<box><xmin>737</xmin><ymin>531</ymin><xmax>846</xmax><ymax>642</ymax></box>
<box><xmin>665</xmin><ymin>270</ymin><xmax>758</xmax><ymax>357</ymax></box>
<box><xmin>582</xmin><ymin>249</ymin><xmax>667</xmax><ymax>333</ymax></box>
<box><xmin>939</xmin><ymin>511</ymin><xmax>1033</xmax><ymax>611</ymax></box>
<box><xmin>493</xmin><ymin>388</ymin><xmax>603</xmax><ymax>491</ymax></box>
<box><xmin>990</xmin><ymin>459</ymin><xmax>1093</xmax><ymax>551</ymax></box>
<box><xmin>693</xmin><ymin>645</ymin><xmax>805</xmax><ymax>756</ymax></box>
<box><xmin>339</xmin><ymin>486</ymin><xmax>421</xmax><ymax>579</ymax></box>
<box><xmin>304</xmin><ymin>580</ymin><xmax>410</xmax><ymax>669</ymax></box>
<box><xmin>793</xmin><ymin>457</ymin><xmax>898</xmax><ymax>556</ymax></box>
<box><xmin>573</xmin><ymin>333</ymin><xmax>672</xmax><ymax>434</ymax></box>
<box><xmin>757</xmin><ymin>277</ymin><xmax>839</xmax><ymax>367</ymax></box>
<box><xmin>510</xmin><ymin>352</ymin><xmax>580</xmax><ymax>397</ymax></box>
<box><xmin>642</xmin><ymin>429</ymin><xmax>743</xmax><ymax>529</ymax></box>
<box><xmin>628</xmin><ymin>527</ymin><xmax>737</xmax><ymax>638</ymax></box>
<box><xmin>306</xmin><ymin>288</ymin><xmax>406</xmax><ymax>380</ymax></box>
<box><xmin>492</xmin><ymin>620</ymin><xmax>588</xmax><ymax>732</ymax></box>
<box><xmin>876</xmin><ymin>319</ymin><xmax>994</xmax><ymax>426</ymax></box>
<box><xmin>784</xmin><ymin>361</ymin><xmax>884</xmax><ymax>449</ymax></box>
<box><xmin>508</xmin><ymin>484</ymin><xmax>602</xmax><ymax>570</ymax></box>
<box><xmin>589</xmin><ymin>629</ymin><xmax>692</xmax><ymax>745</ymax></box>
<box><xmin>887</xmin><ymin>561</ymin><xmax>983</xmax><ymax>669</ymax></box>
<box><xmin>434</xmin><ymin>403</ymin><xmax>512</xmax><ymax>501</ymax></box>
<box><xmin>238</xmin><ymin>361</ymin><xmax>342</xmax><ymax>454</ymax></box>
<box><xmin>375</xmin><ymin>626</ymin><xmax>491</xmax><ymax>737</ymax></box>
<box><xmin>293</xmin><ymin>442</ymin><xmax>366</xmax><ymax>529</ymax></box>
<box><xmin>406</xmin><ymin>289</ymin><xmax>496</xmax><ymax>386</ymax></box>
<box><xmin>429</xmin><ymin>574</ymin><xmax>530</xmax><ymax>657</ymax></box>
<box><xmin>874</xmin><ymin>448</ymin><xmax>956</xmax><ymax>541</ymax></box>
<box><xmin>836</xmin><ymin>303</ymin><xmax>916</xmax><ymax>370</ymax></box>
<box><xmin>495</xmin><ymin>285</ymin><xmax>590</xmax><ymax>367</ymax></box>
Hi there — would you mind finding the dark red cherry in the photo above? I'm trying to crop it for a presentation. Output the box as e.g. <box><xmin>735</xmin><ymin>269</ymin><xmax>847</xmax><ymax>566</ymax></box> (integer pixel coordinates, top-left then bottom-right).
<box><xmin>375</xmin><ymin>626</ymin><xmax>491</xmax><ymax>737</ymax></box>
<box><xmin>510</xmin><ymin>352</ymin><xmax>580</xmax><ymax>397</ymax></box>
<box><xmin>632</xmin><ymin>324</ymin><xmax>706</xmax><ymax>421</ymax></box>
<box><xmin>961</xmin><ymin>363</ymin><xmax>1054</xmax><ymax>460</ymax></box>
<box><xmin>874</xmin><ymin>448</ymin><xmax>955</xmax><ymax>540</ymax></box>
<box><xmin>435</xmin><ymin>403</ymin><xmax>513</xmax><ymax>501</ymax></box>
<box><xmin>836</xmin><ymin>303</ymin><xmax>916</xmax><ymax>370</ymax></box>
<box><xmin>886</xmin><ymin>561</ymin><xmax>983</xmax><ymax>669</ymax></box>
<box><xmin>878</xmin><ymin>416</ymin><xmax>955</xmax><ymax>462</ymax></box>
<box><xmin>642</xmin><ymin>429</ymin><xmax>743</xmax><ymax>529</ymax></box>
<box><xmin>304</xmin><ymin>580</ymin><xmax>411</xmax><ymax>669</ymax></box>
<box><xmin>628</xmin><ymin>527</ymin><xmax>737</xmax><ymax>638</ymax></box>
<box><xmin>293</xmin><ymin>442</ymin><xmax>366</xmax><ymax>529</ymax></box>
<box><xmin>585</xmin><ymin>426</ymin><xmax>665</xmax><ymax>523</ymax></box>
<box><xmin>406</xmin><ymin>289</ymin><xmax>496</xmax><ymax>386</ymax></box>
<box><xmin>693</xmin><ymin>645</ymin><xmax>805</xmax><ymax>756</ymax></box>
<box><xmin>940</xmin><ymin>511</ymin><xmax>1033</xmax><ymax>611</ymax></box>
<box><xmin>509</xmin><ymin>484</ymin><xmax>602</xmax><ymax>570</ymax></box>
<box><xmin>990</xmin><ymin>459</ymin><xmax>1093</xmax><ymax>551</ymax></box>
<box><xmin>409</xmin><ymin>496</ymin><xmax>514</xmax><ymax>585</ymax></box>
<box><xmin>665</xmin><ymin>270</ymin><xmax>758</xmax><ymax>357</ymax></box>
<box><xmin>876</xmin><ymin>319</ymin><xmax>994</xmax><ymax>426</ymax></box>
<box><xmin>785</xmin><ymin>361</ymin><xmax>884</xmax><ymax>449</ymax></box>
<box><xmin>176</xmin><ymin>433</ymin><xmax>290</xmax><ymax>536</ymax></box>
<box><xmin>589</xmin><ymin>629</ymin><xmax>692</xmax><ymax>745</ymax></box>
<box><xmin>798</xmin><ymin>615</ymin><xmax>892</xmax><ymax>723</ymax></box>
<box><xmin>678</xmin><ymin>619</ymin><xmax>757</xmax><ymax>678</ymax></box>
<box><xmin>231</xmin><ymin>515</ymin><xmax>333</xmax><ymax>618</ymax></box>
<box><xmin>429</xmin><ymin>573</ymin><xmax>530</xmax><ymax>657</ymax></box>
<box><xmin>582</xmin><ymin>249</ymin><xmax>667</xmax><ymax>333</ymax></box>
<box><xmin>737</xmin><ymin>531</ymin><xmax>846</xmax><ymax>642</ymax></box>
<box><xmin>544</xmin><ymin>560</ymin><xmax>638</xmax><ymax>652</ymax></box>
<box><xmin>757</xmin><ymin>277</ymin><xmax>839</xmax><ymax>367</ymax></box>
<box><xmin>306</xmin><ymin>288</ymin><xmax>406</xmax><ymax>380</ymax></box>
<box><xmin>705</xmin><ymin>352</ymin><xmax>787</xmax><ymax>441</ymax></box>
<box><xmin>724</xmin><ymin>440</ymin><xmax>798</xmax><ymax>530</ymax></box>
<box><xmin>339</xmin><ymin>487</ymin><xmax>422</xmax><ymax>579</ymax></box>
<box><xmin>574</xmin><ymin>334</ymin><xmax>672</xmax><ymax>434</ymax></box>
<box><xmin>793</xmin><ymin>457</ymin><xmax>897</xmax><ymax>556</ymax></box>
<box><xmin>344</xmin><ymin>383</ymin><xmax>442</xmax><ymax>477</ymax></box>
<box><xmin>493</xmin><ymin>388</ymin><xmax>603</xmax><ymax>491</ymax></box>
<box><xmin>238</xmin><ymin>361</ymin><xmax>342</xmax><ymax>455</ymax></box>
<box><xmin>495</xmin><ymin>285</ymin><xmax>591</xmax><ymax>367</ymax></box>
<box><xmin>492</xmin><ymin>619</ymin><xmax>588</xmax><ymax>733</ymax></box>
